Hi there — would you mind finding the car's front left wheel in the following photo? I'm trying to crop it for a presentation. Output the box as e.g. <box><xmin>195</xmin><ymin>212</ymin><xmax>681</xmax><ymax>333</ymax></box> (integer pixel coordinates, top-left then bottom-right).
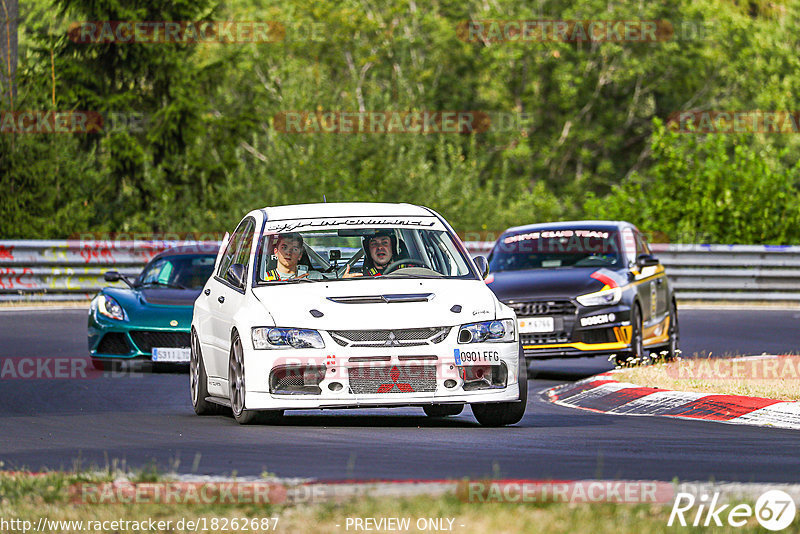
<box><xmin>229</xmin><ymin>331</ymin><xmax>283</xmax><ymax>425</ymax></box>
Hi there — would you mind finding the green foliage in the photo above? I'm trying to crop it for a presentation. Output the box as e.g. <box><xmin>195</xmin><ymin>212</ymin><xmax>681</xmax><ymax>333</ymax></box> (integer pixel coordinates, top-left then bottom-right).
<box><xmin>3</xmin><ymin>0</ymin><xmax>800</xmax><ymax>242</ymax></box>
<box><xmin>585</xmin><ymin>119</ymin><xmax>800</xmax><ymax>244</ymax></box>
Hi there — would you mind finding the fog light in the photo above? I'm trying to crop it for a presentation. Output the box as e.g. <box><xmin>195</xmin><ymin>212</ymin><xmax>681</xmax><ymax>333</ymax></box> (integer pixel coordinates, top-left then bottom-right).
<box><xmin>444</xmin><ymin>379</ymin><xmax>457</xmax><ymax>389</ymax></box>
<box><xmin>459</xmin><ymin>362</ymin><xmax>508</xmax><ymax>391</ymax></box>
<box><xmin>269</xmin><ymin>364</ymin><xmax>327</xmax><ymax>395</ymax></box>
<box><xmin>328</xmin><ymin>382</ymin><xmax>343</xmax><ymax>392</ymax></box>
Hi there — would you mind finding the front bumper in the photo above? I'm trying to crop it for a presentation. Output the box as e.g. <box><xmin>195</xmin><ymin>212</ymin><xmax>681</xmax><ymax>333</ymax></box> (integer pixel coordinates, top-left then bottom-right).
<box><xmin>239</xmin><ymin>333</ymin><xmax>523</xmax><ymax>411</ymax></box>
<box><xmin>88</xmin><ymin>316</ymin><xmax>191</xmax><ymax>361</ymax></box>
<box><xmin>509</xmin><ymin>300</ymin><xmax>634</xmax><ymax>360</ymax></box>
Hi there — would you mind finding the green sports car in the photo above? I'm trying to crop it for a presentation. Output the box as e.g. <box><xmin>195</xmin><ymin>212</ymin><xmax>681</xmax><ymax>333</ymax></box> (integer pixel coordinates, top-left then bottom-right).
<box><xmin>88</xmin><ymin>245</ymin><xmax>219</xmax><ymax>370</ymax></box>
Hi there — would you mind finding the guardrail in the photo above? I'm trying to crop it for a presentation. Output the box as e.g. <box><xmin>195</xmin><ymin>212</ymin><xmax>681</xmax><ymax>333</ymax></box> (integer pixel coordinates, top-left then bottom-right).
<box><xmin>1</xmin><ymin>240</ymin><xmax>799</xmax><ymax>302</ymax></box>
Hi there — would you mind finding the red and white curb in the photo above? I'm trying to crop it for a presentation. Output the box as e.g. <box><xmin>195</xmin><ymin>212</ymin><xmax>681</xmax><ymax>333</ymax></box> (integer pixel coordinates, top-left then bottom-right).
<box><xmin>545</xmin><ymin>371</ymin><xmax>800</xmax><ymax>430</ymax></box>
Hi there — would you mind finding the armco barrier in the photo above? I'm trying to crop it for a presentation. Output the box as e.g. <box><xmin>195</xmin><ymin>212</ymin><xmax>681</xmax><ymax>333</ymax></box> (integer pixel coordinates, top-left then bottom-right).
<box><xmin>0</xmin><ymin>240</ymin><xmax>798</xmax><ymax>302</ymax></box>
<box><xmin>0</xmin><ymin>240</ymin><xmax>217</xmax><ymax>301</ymax></box>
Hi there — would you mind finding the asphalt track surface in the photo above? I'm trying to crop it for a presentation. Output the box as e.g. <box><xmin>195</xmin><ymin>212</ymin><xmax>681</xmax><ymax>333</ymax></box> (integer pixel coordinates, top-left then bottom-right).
<box><xmin>1</xmin><ymin>308</ymin><xmax>799</xmax><ymax>482</ymax></box>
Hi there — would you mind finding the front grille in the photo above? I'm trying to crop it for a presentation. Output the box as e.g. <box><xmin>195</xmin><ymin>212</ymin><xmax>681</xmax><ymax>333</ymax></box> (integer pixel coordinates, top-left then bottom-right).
<box><xmin>521</xmin><ymin>332</ymin><xmax>570</xmax><ymax>345</ymax></box>
<box><xmin>96</xmin><ymin>333</ymin><xmax>131</xmax><ymax>355</ymax></box>
<box><xmin>506</xmin><ymin>299</ymin><xmax>576</xmax><ymax>317</ymax></box>
<box><xmin>348</xmin><ymin>365</ymin><xmax>436</xmax><ymax>394</ymax></box>
<box><xmin>329</xmin><ymin>327</ymin><xmax>450</xmax><ymax>348</ymax></box>
<box><xmin>129</xmin><ymin>331</ymin><xmax>191</xmax><ymax>353</ymax></box>
<box><xmin>574</xmin><ymin>328</ymin><xmax>617</xmax><ymax>344</ymax></box>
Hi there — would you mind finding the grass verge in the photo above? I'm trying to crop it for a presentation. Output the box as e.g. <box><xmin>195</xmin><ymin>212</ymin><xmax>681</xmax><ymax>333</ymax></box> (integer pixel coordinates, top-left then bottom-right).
<box><xmin>1</xmin><ymin>471</ymin><xmax>794</xmax><ymax>533</ymax></box>
<box><xmin>614</xmin><ymin>355</ymin><xmax>800</xmax><ymax>401</ymax></box>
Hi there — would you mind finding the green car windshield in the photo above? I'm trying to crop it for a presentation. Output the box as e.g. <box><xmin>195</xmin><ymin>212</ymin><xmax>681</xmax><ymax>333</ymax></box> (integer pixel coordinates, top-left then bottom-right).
<box><xmin>137</xmin><ymin>254</ymin><xmax>217</xmax><ymax>290</ymax></box>
<box><xmin>489</xmin><ymin>229</ymin><xmax>622</xmax><ymax>271</ymax></box>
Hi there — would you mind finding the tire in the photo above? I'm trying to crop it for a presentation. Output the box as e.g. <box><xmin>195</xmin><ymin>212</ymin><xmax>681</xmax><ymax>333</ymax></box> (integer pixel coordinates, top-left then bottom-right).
<box><xmin>471</xmin><ymin>347</ymin><xmax>527</xmax><ymax>427</ymax></box>
<box><xmin>190</xmin><ymin>329</ymin><xmax>225</xmax><ymax>415</ymax></box>
<box><xmin>616</xmin><ymin>303</ymin><xmax>644</xmax><ymax>366</ymax></box>
<box><xmin>229</xmin><ymin>331</ymin><xmax>283</xmax><ymax>425</ymax></box>
<box><xmin>423</xmin><ymin>404</ymin><xmax>464</xmax><ymax>417</ymax></box>
<box><xmin>664</xmin><ymin>300</ymin><xmax>680</xmax><ymax>361</ymax></box>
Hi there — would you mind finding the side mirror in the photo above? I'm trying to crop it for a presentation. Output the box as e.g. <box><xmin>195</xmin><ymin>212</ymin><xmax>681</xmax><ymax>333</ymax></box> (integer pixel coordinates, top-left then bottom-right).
<box><xmin>225</xmin><ymin>263</ymin><xmax>246</xmax><ymax>288</ymax></box>
<box><xmin>104</xmin><ymin>271</ymin><xmax>132</xmax><ymax>287</ymax></box>
<box><xmin>636</xmin><ymin>253</ymin><xmax>660</xmax><ymax>268</ymax></box>
<box><xmin>473</xmin><ymin>256</ymin><xmax>490</xmax><ymax>280</ymax></box>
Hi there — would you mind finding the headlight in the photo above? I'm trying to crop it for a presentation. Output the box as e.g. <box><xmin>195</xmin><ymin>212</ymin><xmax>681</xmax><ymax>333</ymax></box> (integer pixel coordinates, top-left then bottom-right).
<box><xmin>576</xmin><ymin>287</ymin><xmax>622</xmax><ymax>307</ymax></box>
<box><xmin>458</xmin><ymin>319</ymin><xmax>516</xmax><ymax>343</ymax></box>
<box><xmin>252</xmin><ymin>327</ymin><xmax>325</xmax><ymax>349</ymax></box>
<box><xmin>97</xmin><ymin>294</ymin><xmax>127</xmax><ymax>321</ymax></box>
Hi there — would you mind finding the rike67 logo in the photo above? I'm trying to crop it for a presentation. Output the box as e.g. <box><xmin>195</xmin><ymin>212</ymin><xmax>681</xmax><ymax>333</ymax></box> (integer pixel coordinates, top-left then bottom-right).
<box><xmin>669</xmin><ymin>490</ymin><xmax>796</xmax><ymax>531</ymax></box>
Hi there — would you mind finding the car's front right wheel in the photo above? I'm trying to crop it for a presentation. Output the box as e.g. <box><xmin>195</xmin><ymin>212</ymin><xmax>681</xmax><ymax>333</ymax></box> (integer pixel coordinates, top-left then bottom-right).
<box><xmin>471</xmin><ymin>348</ymin><xmax>527</xmax><ymax>427</ymax></box>
<box><xmin>190</xmin><ymin>329</ymin><xmax>225</xmax><ymax>416</ymax></box>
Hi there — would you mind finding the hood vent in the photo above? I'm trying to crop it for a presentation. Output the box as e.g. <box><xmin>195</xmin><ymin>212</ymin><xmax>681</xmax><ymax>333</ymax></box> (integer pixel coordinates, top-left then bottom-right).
<box><xmin>327</xmin><ymin>293</ymin><xmax>434</xmax><ymax>304</ymax></box>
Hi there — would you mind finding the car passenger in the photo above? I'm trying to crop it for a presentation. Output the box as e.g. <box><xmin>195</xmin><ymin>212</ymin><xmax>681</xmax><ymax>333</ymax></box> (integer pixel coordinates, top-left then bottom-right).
<box><xmin>264</xmin><ymin>233</ymin><xmax>306</xmax><ymax>281</ymax></box>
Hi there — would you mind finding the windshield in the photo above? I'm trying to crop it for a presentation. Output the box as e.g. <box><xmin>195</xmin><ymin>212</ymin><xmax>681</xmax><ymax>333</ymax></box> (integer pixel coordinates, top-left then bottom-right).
<box><xmin>137</xmin><ymin>254</ymin><xmax>217</xmax><ymax>290</ymax></box>
<box><xmin>489</xmin><ymin>229</ymin><xmax>622</xmax><ymax>272</ymax></box>
<box><xmin>254</xmin><ymin>227</ymin><xmax>475</xmax><ymax>283</ymax></box>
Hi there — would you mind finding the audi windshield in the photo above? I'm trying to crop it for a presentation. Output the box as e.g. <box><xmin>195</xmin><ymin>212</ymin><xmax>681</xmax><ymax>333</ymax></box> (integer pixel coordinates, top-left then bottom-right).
<box><xmin>489</xmin><ymin>229</ymin><xmax>622</xmax><ymax>272</ymax></box>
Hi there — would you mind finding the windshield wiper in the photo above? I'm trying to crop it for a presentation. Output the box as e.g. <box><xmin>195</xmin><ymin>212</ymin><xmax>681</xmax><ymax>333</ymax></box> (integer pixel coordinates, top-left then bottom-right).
<box><xmin>384</xmin><ymin>273</ymin><xmax>444</xmax><ymax>279</ymax></box>
<box><xmin>139</xmin><ymin>281</ymin><xmax>187</xmax><ymax>289</ymax></box>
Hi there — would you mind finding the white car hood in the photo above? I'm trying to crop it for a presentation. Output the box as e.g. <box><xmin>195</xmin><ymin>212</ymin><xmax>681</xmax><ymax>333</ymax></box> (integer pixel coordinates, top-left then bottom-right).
<box><xmin>250</xmin><ymin>278</ymin><xmax>499</xmax><ymax>330</ymax></box>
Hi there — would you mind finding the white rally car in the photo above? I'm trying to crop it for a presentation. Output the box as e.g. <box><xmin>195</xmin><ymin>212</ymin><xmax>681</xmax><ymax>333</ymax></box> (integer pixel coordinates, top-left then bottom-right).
<box><xmin>191</xmin><ymin>203</ymin><xmax>526</xmax><ymax>426</ymax></box>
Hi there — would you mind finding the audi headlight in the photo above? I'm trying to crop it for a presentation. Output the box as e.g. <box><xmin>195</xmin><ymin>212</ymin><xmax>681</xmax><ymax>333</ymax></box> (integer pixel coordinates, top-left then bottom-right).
<box><xmin>576</xmin><ymin>287</ymin><xmax>622</xmax><ymax>307</ymax></box>
<box><xmin>96</xmin><ymin>294</ymin><xmax>127</xmax><ymax>321</ymax></box>
<box><xmin>252</xmin><ymin>327</ymin><xmax>325</xmax><ymax>349</ymax></box>
<box><xmin>458</xmin><ymin>319</ymin><xmax>516</xmax><ymax>343</ymax></box>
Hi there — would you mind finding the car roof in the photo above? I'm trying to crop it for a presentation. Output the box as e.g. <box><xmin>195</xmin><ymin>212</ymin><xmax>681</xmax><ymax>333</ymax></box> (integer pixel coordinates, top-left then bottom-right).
<box><xmin>150</xmin><ymin>244</ymin><xmax>220</xmax><ymax>262</ymax></box>
<box><xmin>259</xmin><ymin>202</ymin><xmax>436</xmax><ymax>221</ymax></box>
<box><xmin>501</xmin><ymin>220</ymin><xmax>635</xmax><ymax>235</ymax></box>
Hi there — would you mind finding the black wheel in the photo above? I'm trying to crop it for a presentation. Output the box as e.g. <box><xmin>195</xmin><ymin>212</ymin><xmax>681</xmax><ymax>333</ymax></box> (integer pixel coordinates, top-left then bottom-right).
<box><xmin>229</xmin><ymin>331</ymin><xmax>283</xmax><ymax>425</ymax></box>
<box><xmin>423</xmin><ymin>404</ymin><xmax>464</xmax><ymax>417</ymax></box>
<box><xmin>616</xmin><ymin>304</ymin><xmax>644</xmax><ymax>366</ymax></box>
<box><xmin>190</xmin><ymin>329</ymin><xmax>225</xmax><ymax>415</ymax></box>
<box><xmin>664</xmin><ymin>300</ymin><xmax>680</xmax><ymax>361</ymax></box>
<box><xmin>471</xmin><ymin>348</ymin><xmax>527</xmax><ymax>427</ymax></box>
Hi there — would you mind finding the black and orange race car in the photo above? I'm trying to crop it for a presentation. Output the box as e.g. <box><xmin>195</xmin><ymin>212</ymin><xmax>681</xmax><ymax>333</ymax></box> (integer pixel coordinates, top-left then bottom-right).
<box><xmin>485</xmin><ymin>221</ymin><xmax>678</xmax><ymax>364</ymax></box>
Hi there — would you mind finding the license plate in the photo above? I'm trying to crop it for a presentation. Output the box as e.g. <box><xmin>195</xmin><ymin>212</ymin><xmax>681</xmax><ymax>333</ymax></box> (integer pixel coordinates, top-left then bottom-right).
<box><xmin>518</xmin><ymin>317</ymin><xmax>555</xmax><ymax>333</ymax></box>
<box><xmin>151</xmin><ymin>347</ymin><xmax>190</xmax><ymax>363</ymax></box>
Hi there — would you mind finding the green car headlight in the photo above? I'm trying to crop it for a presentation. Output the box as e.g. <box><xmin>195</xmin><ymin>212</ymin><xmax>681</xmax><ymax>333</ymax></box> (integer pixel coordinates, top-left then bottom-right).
<box><xmin>96</xmin><ymin>294</ymin><xmax>127</xmax><ymax>321</ymax></box>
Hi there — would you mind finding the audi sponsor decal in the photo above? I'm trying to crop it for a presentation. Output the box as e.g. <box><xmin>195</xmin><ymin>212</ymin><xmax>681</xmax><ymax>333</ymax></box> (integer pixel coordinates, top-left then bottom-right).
<box><xmin>579</xmin><ymin>313</ymin><xmax>616</xmax><ymax>327</ymax></box>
